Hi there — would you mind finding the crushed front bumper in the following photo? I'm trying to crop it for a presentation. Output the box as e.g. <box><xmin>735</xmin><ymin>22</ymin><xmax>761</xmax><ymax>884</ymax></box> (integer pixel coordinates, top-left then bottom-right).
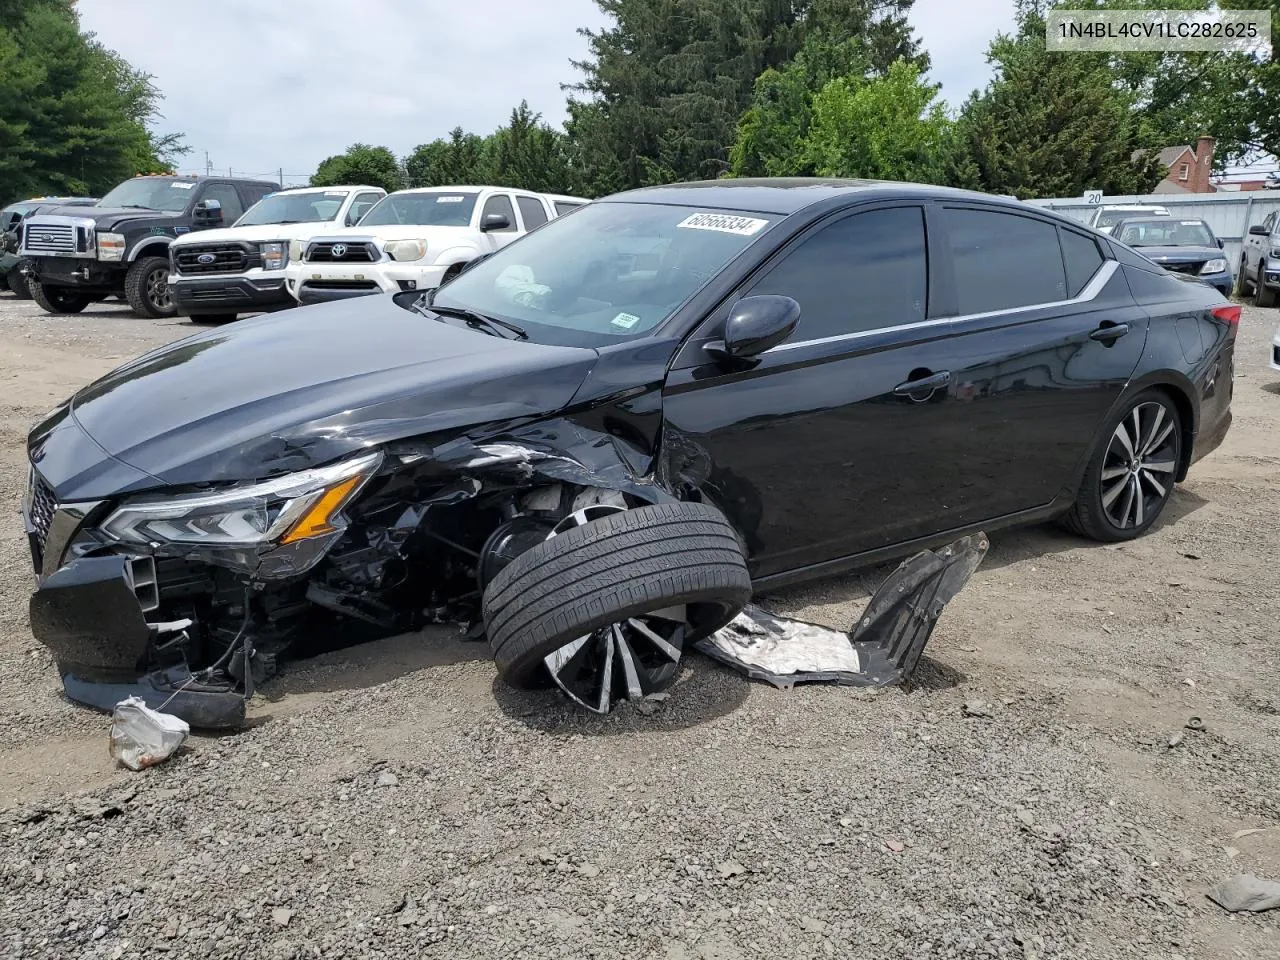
<box><xmin>28</xmin><ymin>554</ymin><xmax>247</xmax><ymax>728</ymax></box>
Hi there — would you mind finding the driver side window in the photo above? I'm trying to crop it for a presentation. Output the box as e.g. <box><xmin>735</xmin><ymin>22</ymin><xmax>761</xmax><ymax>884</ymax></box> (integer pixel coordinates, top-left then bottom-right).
<box><xmin>481</xmin><ymin>194</ymin><xmax>517</xmax><ymax>232</ymax></box>
<box><xmin>199</xmin><ymin>184</ymin><xmax>244</xmax><ymax>224</ymax></box>
<box><xmin>746</xmin><ymin>206</ymin><xmax>928</xmax><ymax>343</ymax></box>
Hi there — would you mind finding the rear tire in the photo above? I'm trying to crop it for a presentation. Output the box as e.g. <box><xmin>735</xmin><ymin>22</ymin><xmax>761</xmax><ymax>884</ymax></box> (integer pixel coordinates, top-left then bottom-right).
<box><xmin>1234</xmin><ymin>259</ymin><xmax>1252</xmax><ymax>297</ymax></box>
<box><xmin>124</xmin><ymin>256</ymin><xmax>176</xmax><ymax>318</ymax></box>
<box><xmin>188</xmin><ymin>312</ymin><xmax>237</xmax><ymax>324</ymax></box>
<box><xmin>483</xmin><ymin>501</ymin><xmax>751</xmax><ymax>700</ymax></box>
<box><xmin>7</xmin><ymin>266</ymin><xmax>31</xmax><ymax>299</ymax></box>
<box><xmin>29</xmin><ymin>280</ymin><xmax>90</xmax><ymax>314</ymax></box>
<box><xmin>1256</xmin><ymin>265</ymin><xmax>1278</xmax><ymax>308</ymax></box>
<box><xmin>1064</xmin><ymin>389</ymin><xmax>1182</xmax><ymax>542</ymax></box>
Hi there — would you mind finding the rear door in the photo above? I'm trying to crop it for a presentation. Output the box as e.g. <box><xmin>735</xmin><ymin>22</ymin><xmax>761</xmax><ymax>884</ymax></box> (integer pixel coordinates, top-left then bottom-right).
<box><xmin>515</xmin><ymin>194</ymin><xmax>550</xmax><ymax>232</ymax></box>
<box><xmin>662</xmin><ymin>202</ymin><xmax>1147</xmax><ymax>580</ymax></box>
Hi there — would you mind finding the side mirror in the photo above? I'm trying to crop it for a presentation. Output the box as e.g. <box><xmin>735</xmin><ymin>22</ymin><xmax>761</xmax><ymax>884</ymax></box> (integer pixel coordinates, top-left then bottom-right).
<box><xmin>480</xmin><ymin>212</ymin><xmax>510</xmax><ymax>232</ymax></box>
<box><xmin>1249</xmin><ymin>224</ymin><xmax>1269</xmax><ymax>236</ymax></box>
<box><xmin>193</xmin><ymin>198</ymin><xmax>223</xmax><ymax>226</ymax></box>
<box><xmin>1216</xmin><ymin>237</ymin><xmax>1225</xmax><ymax>248</ymax></box>
<box><xmin>704</xmin><ymin>295</ymin><xmax>801</xmax><ymax>362</ymax></box>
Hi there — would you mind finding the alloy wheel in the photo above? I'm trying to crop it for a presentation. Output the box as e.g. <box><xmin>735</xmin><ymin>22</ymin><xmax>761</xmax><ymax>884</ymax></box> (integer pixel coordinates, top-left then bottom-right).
<box><xmin>1100</xmin><ymin>400</ymin><xmax>1178</xmax><ymax>530</ymax></box>
<box><xmin>540</xmin><ymin>505</ymin><xmax>687</xmax><ymax>712</ymax></box>
<box><xmin>147</xmin><ymin>266</ymin><xmax>172</xmax><ymax>312</ymax></box>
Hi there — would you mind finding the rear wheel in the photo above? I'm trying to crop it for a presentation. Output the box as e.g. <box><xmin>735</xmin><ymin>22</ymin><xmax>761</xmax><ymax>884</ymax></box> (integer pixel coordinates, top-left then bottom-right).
<box><xmin>7</xmin><ymin>266</ymin><xmax>31</xmax><ymax>299</ymax></box>
<box><xmin>1234</xmin><ymin>258</ymin><xmax>1252</xmax><ymax>297</ymax></box>
<box><xmin>29</xmin><ymin>280</ymin><xmax>90</xmax><ymax>314</ymax></box>
<box><xmin>1256</xmin><ymin>265</ymin><xmax>1278</xmax><ymax>308</ymax></box>
<box><xmin>483</xmin><ymin>501</ymin><xmax>751</xmax><ymax>712</ymax></box>
<box><xmin>1064</xmin><ymin>390</ymin><xmax>1182</xmax><ymax>542</ymax></box>
<box><xmin>124</xmin><ymin>256</ymin><xmax>176</xmax><ymax>318</ymax></box>
<box><xmin>188</xmin><ymin>312</ymin><xmax>237</xmax><ymax>324</ymax></box>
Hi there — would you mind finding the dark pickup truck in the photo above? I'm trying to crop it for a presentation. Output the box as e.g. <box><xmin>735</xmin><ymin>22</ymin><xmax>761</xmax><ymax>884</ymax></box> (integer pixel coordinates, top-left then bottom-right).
<box><xmin>20</xmin><ymin>175</ymin><xmax>277</xmax><ymax>318</ymax></box>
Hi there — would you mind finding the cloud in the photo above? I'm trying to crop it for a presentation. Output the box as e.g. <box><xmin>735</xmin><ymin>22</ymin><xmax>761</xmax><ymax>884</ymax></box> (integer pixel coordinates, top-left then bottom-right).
<box><xmin>76</xmin><ymin>0</ymin><xmax>1014</xmax><ymax>184</ymax></box>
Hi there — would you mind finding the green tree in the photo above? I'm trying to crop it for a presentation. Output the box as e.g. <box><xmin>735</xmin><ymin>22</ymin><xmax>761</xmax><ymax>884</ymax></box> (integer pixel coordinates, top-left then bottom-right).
<box><xmin>946</xmin><ymin>7</ymin><xmax>1162</xmax><ymax>199</ymax></box>
<box><xmin>310</xmin><ymin>143</ymin><xmax>403</xmax><ymax>192</ymax></box>
<box><xmin>0</xmin><ymin>0</ymin><xmax>187</xmax><ymax>204</ymax></box>
<box><xmin>803</xmin><ymin>59</ymin><xmax>950</xmax><ymax>181</ymax></box>
<box><xmin>404</xmin><ymin>127</ymin><xmax>491</xmax><ymax>187</ymax></box>
<box><xmin>487</xmin><ymin>101</ymin><xmax>577</xmax><ymax>193</ymax></box>
<box><xmin>566</xmin><ymin>0</ymin><xmax>924</xmax><ymax>193</ymax></box>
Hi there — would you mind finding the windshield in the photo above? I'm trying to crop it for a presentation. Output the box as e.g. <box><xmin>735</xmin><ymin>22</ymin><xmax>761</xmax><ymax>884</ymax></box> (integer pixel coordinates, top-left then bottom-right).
<box><xmin>1117</xmin><ymin>219</ymin><xmax>1215</xmax><ymax>247</ymax></box>
<box><xmin>1097</xmin><ymin>209</ymin><xmax>1164</xmax><ymax>228</ymax></box>
<box><xmin>98</xmin><ymin>178</ymin><xmax>198</xmax><ymax>212</ymax></box>
<box><xmin>236</xmin><ymin>190</ymin><xmax>346</xmax><ymax>226</ymax></box>
<box><xmin>360</xmin><ymin>191</ymin><xmax>478</xmax><ymax>227</ymax></box>
<box><xmin>432</xmin><ymin>202</ymin><xmax>776</xmax><ymax>347</ymax></box>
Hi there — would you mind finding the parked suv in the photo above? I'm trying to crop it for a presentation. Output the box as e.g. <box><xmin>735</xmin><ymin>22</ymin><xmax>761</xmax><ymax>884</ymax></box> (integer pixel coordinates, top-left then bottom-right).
<box><xmin>1</xmin><ymin>197</ymin><xmax>98</xmax><ymax>298</ymax></box>
<box><xmin>1112</xmin><ymin>217</ymin><xmax>1233</xmax><ymax>297</ymax></box>
<box><xmin>168</xmin><ymin>185</ymin><xmax>386</xmax><ymax>323</ymax></box>
<box><xmin>20</xmin><ymin>175</ymin><xmax>277</xmax><ymax>318</ymax></box>
<box><xmin>285</xmin><ymin>185</ymin><xmax>589</xmax><ymax>304</ymax></box>
<box><xmin>1240</xmin><ymin>210</ymin><xmax>1280</xmax><ymax>308</ymax></box>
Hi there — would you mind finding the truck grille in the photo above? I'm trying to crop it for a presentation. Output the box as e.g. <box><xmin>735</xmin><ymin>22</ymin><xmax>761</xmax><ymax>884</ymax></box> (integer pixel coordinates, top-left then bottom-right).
<box><xmin>23</xmin><ymin>223</ymin><xmax>77</xmax><ymax>255</ymax></box>
<box><xmin>306</xmin><ymin>241</ymin><xmax>378</xmax><ymax>263</ymax></box>
<box><xmin>175</xmin><ymin>243</ymin><xmax>252</xmax><ymax>275</ymax></box>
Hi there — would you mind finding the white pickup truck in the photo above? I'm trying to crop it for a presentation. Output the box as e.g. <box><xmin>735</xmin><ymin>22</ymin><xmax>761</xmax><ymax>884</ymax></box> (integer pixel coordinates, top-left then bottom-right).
<box><xmin>284</xmin><ymin>185</ymin><xmax>588</xmax><ymax>305</ymax></box>
<box><xmin>168</xmin><ymin>185</ymin><xmax>386</xmax><ymax>322</ymax></box>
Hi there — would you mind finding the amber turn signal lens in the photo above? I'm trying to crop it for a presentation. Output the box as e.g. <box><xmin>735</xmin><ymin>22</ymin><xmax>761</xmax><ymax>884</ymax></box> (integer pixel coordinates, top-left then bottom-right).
<box><xmin>279</xmin><ymin>475</ymin><xmax>363</xmax><ymax>544</ymax></box>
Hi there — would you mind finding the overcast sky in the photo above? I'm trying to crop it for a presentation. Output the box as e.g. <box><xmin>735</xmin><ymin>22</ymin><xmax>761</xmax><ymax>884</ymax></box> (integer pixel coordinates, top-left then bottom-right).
<box><xmin>76</xmin><ymin>0</ymin><xmax>1016</xmax><ymax>184</ymax></box>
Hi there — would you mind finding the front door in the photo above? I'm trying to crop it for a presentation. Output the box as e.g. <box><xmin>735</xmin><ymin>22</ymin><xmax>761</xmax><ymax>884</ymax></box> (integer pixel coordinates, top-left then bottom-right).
<box><xmin>661</xmin><ymin>203</ymin><xmax>1147</xmax><ymax>581</ymax></box>
<box><xmin>479</xmin><ymin>193</ymin><xmax>520</xmax><ymax>252</ymax></box>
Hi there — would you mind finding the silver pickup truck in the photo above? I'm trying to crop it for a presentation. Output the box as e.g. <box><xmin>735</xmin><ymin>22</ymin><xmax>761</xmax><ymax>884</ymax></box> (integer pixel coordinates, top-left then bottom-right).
<box><xmin>1239</xmin><ymin>210</ymin><xmax>1280</xmax><ymax>307</ymax></box>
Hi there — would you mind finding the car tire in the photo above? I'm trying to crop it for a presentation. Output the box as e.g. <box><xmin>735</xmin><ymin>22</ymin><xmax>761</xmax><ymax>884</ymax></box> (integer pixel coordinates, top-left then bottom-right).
<box><xmin>483</xmin><ymin>501</ymin><xmax>752</xmax><ymax>704</ymax></box>
<box><xmin>29</xmin><ymin>280</ymin><xmax>90</xmax><ymax>314</ymax></box>
<box><xmin>7</xmin><ymin>266</ymin><xmax>31</xmax><ymax>299</ymax></box>
<box><xmin>189</xmin><ymin>313</ymin><xmax>237</xmax><ymax>324</ymax></box>
<box><xmin>124</xmin><ymin>256</ymin><xmax>176</xmax><ymax>318</ymax></box>
<box><xmin>1064</xmin><ymin>389</ymin><xmax>1182</xmax><ymax>543</ymax></box>
<box><xmin>1256</xmin><ymin>265</ymin><xmax>1278</xmax><ymax>308</ymax></box>
<box><xmin>1234</xmin><ymin>258</ymin><xmax>1252</xmax><ymax>297</ymax></box>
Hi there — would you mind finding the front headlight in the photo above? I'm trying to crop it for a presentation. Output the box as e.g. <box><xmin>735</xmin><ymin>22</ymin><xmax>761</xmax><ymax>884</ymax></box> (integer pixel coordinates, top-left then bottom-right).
<box><xmin>97</xmin><ymin>232</ymin><xmax>126</xmax><ymax>261</ymax></box>
<box><xmin>101</xmin><ymin>452</ymin><xmax>381</xmax><ymax>547</ymax></box>
<box><xmin>288</xmin><ymin>238</ymin><xmax>304</xmax><ymax>263</ymax></box>
<box><xmin>385</xmin><ymin>239</ymin><xmax>427</xmax><ymax>262</ymax></box>
<box><xmin>1200</xmin><ymin>258</ymin><xmax>1228</xmax><ymax>275</ymax></box>
<box><xmin>259</xmin><ymin>241</ymin><xmax>288</xmax><ymax>271</ymax></box>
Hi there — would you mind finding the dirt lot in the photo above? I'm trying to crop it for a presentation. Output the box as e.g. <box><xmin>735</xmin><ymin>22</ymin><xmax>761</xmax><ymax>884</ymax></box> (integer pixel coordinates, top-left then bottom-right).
<box><xmin>0</xmin><ymin>298</ymin><xmax>1277</xmax><ymax>960</ymax></box>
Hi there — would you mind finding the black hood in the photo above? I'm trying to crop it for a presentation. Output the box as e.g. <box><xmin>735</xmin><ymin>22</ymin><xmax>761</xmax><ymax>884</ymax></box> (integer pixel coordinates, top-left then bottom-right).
<box><xmin>31</xmin><ymin>295</ymin><xmax>599</xmax><ymax>497</ymax></box>
<box><xmin>36</xmin><ymin>205</ymin><xmax>182</xmax><ymax>231</ymax></box>
<box><xmin>1137</xmin><ymin>245</ymin><xmax>1222</xmax><ymax>265</ymax></box>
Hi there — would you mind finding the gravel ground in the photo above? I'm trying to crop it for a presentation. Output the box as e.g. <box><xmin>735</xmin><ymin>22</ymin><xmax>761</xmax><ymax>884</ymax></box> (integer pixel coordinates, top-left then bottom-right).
<box><xmin>1</xmin><ymin>298</ymin><xmax>1278</xmax><ymax>960</ymax></box>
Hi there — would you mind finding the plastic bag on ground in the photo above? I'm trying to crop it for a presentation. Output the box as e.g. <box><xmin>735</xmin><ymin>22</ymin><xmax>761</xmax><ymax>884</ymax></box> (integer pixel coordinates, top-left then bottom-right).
<box><xmin>109</xmin><ymin>696</ymin><xmax>189</xmax><ymax>771</ymax></box>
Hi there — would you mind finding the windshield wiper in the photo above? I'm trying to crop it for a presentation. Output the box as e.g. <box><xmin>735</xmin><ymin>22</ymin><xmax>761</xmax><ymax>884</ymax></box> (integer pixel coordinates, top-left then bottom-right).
<box><xmin>420</xmin><ymin>300</ymin><xmax>528</xmax><ymax>340</ymax></box>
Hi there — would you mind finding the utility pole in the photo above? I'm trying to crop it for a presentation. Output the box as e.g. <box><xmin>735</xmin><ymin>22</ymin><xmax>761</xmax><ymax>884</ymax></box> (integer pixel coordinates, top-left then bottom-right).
<box><xmin>204</xmin><ymin>151</ymin><xmax>212</xmax><ymax>176</ymax></box>
<box><xmin>278</xmin><ymin>167</ymin><xmax>283</xmax><ymax>186</ymax></box>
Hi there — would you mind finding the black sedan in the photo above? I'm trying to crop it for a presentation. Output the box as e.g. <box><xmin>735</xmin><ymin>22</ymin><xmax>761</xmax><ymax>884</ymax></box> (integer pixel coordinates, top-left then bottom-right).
<box><xmin>21</xmin><ymin>179</ymin><xmax>1237</xmax><ymax>725</ymax></box>
<box><xmin>1112</xmin><ymin>216</ymin><xmax>1234</xmax><ymax>297</ymax></box>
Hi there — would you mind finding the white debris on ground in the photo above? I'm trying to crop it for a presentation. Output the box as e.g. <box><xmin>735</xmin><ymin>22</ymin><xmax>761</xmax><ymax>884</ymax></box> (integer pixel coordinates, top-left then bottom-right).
<box><xmin>107</xmin><ymin>697</ymin><xmax>189</xmax><ymax>771</ymax></box>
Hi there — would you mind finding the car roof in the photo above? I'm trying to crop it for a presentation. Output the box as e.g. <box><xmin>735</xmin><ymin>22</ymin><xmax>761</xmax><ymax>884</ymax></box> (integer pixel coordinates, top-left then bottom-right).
<box><xmin>600</xmin><ymin>178</ymin><xmax>1034</xmax><ymax>215</ymax></box>
<box><xmin>274</xmin><ymin>185</ymin><xmax>384</xmax><ymax>194</ymax></box>
<box><xmin>392</xmin><ymin>185</ymin><xmax>542</xmax><ymax>197</ymax></box>
<box><xmin>544</xmin><ymin>193</ymin><xmax>590</xmax><ymax>203</ymax></box>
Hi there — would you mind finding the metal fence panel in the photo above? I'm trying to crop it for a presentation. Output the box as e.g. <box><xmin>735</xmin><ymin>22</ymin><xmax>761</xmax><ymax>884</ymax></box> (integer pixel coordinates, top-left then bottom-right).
<box><xmin>1025</xmin><ymin>190</ymin><xmax>1280</xmax><ymax>271</ymax></box>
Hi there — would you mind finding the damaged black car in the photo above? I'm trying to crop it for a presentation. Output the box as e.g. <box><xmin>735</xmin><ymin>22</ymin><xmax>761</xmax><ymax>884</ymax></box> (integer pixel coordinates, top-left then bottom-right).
<box><xmin>22</xmin><ymin>179</ymin><xmax>1237</xmax><ymax>727</ymax></box>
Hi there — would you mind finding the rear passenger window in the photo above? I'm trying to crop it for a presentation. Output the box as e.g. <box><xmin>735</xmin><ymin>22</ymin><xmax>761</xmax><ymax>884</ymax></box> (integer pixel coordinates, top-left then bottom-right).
<box><xmin>1059</xmin><ymin>229</ymin><xmax>1104</xmax><ymax>297</ymax></box>
<box><xmin>516</xmin><ymin>196</ymin><xmax>548</xmax><ymax>229</ymax></box>
<box><xmin>748</xmin><ymin>206</ymin><xmax>927</xmax><ymax>342</ymax></box>
<box><xmin>943</xmin><ymin>208</ymin><xmax>1066</xmax><ymax>314</ymax></box>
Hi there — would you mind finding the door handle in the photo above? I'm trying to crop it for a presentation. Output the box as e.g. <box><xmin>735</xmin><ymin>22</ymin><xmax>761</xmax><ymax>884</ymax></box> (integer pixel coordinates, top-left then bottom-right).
<box><xmin>1089</xmin><ymin>322</ymin><xmax>1129</xmax><ymax>343</ymax></box>
<box><xmin>892</xmin><ymin>370</ymin><xmax>951</xmax><ymax>398</ymax></box>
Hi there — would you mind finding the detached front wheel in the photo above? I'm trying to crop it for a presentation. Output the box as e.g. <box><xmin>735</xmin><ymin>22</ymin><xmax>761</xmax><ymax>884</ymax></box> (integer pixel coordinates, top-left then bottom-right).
<box><xmin>124</xmin><ymin>256</ymin><xmax>176</xmax><ymax>318</ymax></box>
<box><xmin>483</xmin><ymin>501</ymin><xmax>752</xmax><ymax>712</ymax></box>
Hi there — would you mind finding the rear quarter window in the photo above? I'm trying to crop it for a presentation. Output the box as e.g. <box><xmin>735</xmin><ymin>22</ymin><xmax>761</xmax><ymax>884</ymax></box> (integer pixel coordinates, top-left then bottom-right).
<box><xmin>1059</xmin><ymin>229</ymin><xmax>1105</xmax><ymax>298</ymax></box>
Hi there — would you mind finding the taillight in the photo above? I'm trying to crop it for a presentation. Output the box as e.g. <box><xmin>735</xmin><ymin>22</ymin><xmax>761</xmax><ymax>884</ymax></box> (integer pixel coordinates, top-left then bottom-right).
<box><xmin>1211</xmin><ymin>304</ymin><xmax>1240</xmax><ymax>331</ymax></box>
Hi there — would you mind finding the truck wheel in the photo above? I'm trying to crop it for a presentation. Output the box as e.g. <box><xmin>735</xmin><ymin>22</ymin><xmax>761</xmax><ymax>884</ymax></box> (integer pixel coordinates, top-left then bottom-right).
<box><xmin>29</xmin><ymin>280</ymin><xmax>90</xmax><ymax>314</ymax></box>
<box><xmin>483</xmin><ymin>501</ymin><xmax>751</xmax><ymax>711</ymax></box>
<box><xmin>7</xmin><ymin>266</ymin><xmax>31</xmax><ymax>299</ymax></box>
<box><xmin>1257</xmin><ymin>265</ymin><xmax>1278</xmax><ymax>308</ymax></box>
<box><xmin>124</xmin><ymin>256</ymin><xmax>176</xmax><ymax>318</ymax></box>
<box><xmin>1234</xmin><ymin>258</ymin><xmax>1252</xmax><ymax>297</ymax></box>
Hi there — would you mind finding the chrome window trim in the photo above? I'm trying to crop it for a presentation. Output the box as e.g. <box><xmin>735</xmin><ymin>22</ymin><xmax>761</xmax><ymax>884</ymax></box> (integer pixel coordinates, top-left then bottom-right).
<box><xmin>763</xmin><ymin>259</ymin><xmax>1118</xmax><ymax>355</ymax></box>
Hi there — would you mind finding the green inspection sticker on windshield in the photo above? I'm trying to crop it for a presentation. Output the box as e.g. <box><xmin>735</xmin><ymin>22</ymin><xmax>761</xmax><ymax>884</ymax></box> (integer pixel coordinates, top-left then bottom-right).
<box><xmin>611</xmin><ymin>312</ymin><xmax>641</xmax><ymax>329</ymax></box>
